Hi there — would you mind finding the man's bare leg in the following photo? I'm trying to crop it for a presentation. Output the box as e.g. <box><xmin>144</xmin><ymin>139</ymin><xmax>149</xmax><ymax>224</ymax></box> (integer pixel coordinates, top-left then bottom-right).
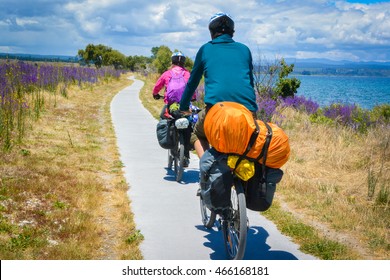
<box><xmin>194</xmin><ymin>139</ymin><xmax>209</xmax><ymax>158</ymax></box>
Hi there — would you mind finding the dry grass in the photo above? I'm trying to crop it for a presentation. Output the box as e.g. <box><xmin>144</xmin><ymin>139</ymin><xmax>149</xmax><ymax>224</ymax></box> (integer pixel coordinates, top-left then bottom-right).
<box><xmin>138</xmin><ymin>73</ymin><xmax>164</xmax><ymax>119</ymax></box>
<box><xmin>273</xmin><ymin>107</ymin><xmax>389</xmax><ymax>259</ymax></box>
<box><xmin>138</xmin><ymin>73</ymin><xmax>389</xmax><ymax>260</ymax></box>
<box><xmin>0</xmin><ymin>75</ymin><xmax>143</xmax><ymax>259</ymax></box>
<box><xmin>3</xmin><ymin>70</ymin><xmax>387</xmax><ymax>260</ymax></box>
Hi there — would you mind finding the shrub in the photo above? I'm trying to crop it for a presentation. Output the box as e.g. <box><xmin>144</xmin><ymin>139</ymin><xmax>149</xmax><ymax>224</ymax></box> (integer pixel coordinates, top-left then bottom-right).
<box><xmin>256</xmin><ymin>96</ymin><xmax>278</xmax><ymax>122</ymax></box>
<box><xmin>322</xmin><ymin>103</ymin><xmax>371</xmax><ymax>133</ymax></box>
<box><xmin>370</xmin><ymin>104</ymin><xmax>390</xmax><ymax>124</ymax></box>
<box><xmin>282</xmin><ymin>95</ymin><xmax>319</xmax><ymax>114</ymax></box>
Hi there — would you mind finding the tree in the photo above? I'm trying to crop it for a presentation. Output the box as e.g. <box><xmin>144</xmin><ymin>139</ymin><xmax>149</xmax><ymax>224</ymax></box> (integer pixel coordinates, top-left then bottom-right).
<box><xmin>78</xmin><ymin>44</ymin><xmax>129</xmax><ymax>69</ymax></box>
<box><xmin>126</xmin><ymin>55</ymin><xmax>152</xmax><ymax>72</ymax></box>
<box><xmin>152</xmin><ymin>46</ymin><xmax>172</xmax><ymax>74</ymax></box>
<box><xmin>150</xmin><ymin>46</ymin><xmax>195</xmax><ymax>73</ymax></box>
<box><xmin>78</xmin><ymin>44</ymin><xmax>111</xmax><ymax>68</ymax></box>
<box><xmin>253</xmin><ymin>54</ymin><xmax>300</xmax><ymax>99</ymax></box>
<box><xmin>104</xmin><ymin>50</ymin><xmax>126</xmax><ymax>69</ymax></box>
<box><xmin>184</xmin><ymin>57</ymin><xmax>194</xmax><ymax>72</ymax></box>
<box><xmin>151</xmin><ymin>47</ymin><xmax>160</xmax><ymax>59</ymax></box>
<box><xmin>274</xmin><ymin>59</ymin><xmax>301</xmax><ymax>98</ymax></box>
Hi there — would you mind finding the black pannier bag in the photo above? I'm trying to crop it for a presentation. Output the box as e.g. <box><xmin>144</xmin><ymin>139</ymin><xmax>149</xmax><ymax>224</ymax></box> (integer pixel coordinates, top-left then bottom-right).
<box><xmin>199</xmin><ymin>148</ymin><xmax>233</xmax><ymax>214</ymax></box>
<box><xmin>245</xmin><ymin>162</ymin><xmax>283</xmax><ymax>211</ymax></box>
<box><xmin>156</xmin><ymin>119</ymin><xmax>175</xmax><ymax>149</ymax></box>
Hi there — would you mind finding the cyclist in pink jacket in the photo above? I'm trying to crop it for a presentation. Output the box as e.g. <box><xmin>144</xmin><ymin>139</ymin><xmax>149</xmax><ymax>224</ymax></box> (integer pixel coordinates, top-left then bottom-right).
<box><xmin>152</xmin><ymin>52</ymin><xmax>193</xmax><ymax>117</ymax></box>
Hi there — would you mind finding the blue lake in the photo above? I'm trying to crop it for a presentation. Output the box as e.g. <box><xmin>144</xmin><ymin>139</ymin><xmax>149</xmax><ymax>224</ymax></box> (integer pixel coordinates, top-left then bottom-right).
<box><xmin>293</xmin><ymin>75</ymin><xmax>390</xmax><ymax>109</ymax></box>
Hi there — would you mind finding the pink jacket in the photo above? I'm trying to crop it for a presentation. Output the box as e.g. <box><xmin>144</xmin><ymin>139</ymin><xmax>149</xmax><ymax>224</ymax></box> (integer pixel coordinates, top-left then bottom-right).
<box><xmin>152</xmin><ymin>65</ymin><xmax>195</xmax><ymax>104</ymax></box>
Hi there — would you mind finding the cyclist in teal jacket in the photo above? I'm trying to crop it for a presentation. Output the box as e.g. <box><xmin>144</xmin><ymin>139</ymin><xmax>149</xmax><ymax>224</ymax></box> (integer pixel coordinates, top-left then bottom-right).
<box><xmin>179</xmin><ymin>12</ymin><xmax>258</xmax><ymax>158</ymax></box>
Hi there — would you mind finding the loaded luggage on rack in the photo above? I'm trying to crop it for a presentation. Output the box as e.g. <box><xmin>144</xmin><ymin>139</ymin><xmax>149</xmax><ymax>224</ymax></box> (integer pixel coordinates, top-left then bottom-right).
<box><xmin>199</xmin><ymin>101</ymin><xmax>290</xmax><ymax>212</ymax></box>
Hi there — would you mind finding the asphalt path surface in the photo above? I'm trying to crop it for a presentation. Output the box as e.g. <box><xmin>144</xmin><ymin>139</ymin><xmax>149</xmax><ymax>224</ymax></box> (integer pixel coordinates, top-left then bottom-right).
<box><xmin>111</xmin><ymin>76</ymin><xmax>316</xmax><ymax>260</ymax></box>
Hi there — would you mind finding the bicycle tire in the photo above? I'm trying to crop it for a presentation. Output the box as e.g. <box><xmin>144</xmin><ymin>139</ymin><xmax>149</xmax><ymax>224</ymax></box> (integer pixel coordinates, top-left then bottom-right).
<box><xmin>176</xmin><ymin>134</ymin><xmax>185</xmax><ymax>182</ymax></box>
<box><xmin>168</xmin><ymin>149</ymin><xmax>173</xmax><ymax>169</ymax></box>
<box><xmin>199</xmin><ymin>194</ymin><xmax>216</xmax><ymax>229</ymax></box>
<box><xmin>222</xmin><ymin>182</ymin><xmax>247</xmax><ymax>260</ymax></box>
<box><xmin>171</xmin><ymin>131</ymin><xmax>179</xmax><ymax>176</ymax></box>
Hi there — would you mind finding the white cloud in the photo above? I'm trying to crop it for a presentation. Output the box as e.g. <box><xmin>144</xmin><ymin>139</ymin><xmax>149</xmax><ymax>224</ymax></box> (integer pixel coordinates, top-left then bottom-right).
<box><xmin>111</xmin><ymin>24</ymin><xmax>129</xmax><ymax>32</ymax></box>
<box><xmin>0</xmin><ymin>0</ymin><xmax>389</xmax><ymax>61</ymax></box>
<box><xmin>15</xmin><ymin>18</ymin><xmax>39</xmax><ymax>27</ymax></box>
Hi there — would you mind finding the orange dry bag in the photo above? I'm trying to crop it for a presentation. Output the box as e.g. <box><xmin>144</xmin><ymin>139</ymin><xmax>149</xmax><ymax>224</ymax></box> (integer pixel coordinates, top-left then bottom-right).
<box><xmin>204</xmin><ymin>102</ymin><xmax>290</xmax><ymax>169</ymax></box>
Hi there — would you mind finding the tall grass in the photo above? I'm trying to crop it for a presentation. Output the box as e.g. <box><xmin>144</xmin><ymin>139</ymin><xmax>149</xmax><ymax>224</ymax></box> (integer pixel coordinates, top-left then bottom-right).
<box><xmin>273</xmin><ymin>107</ymin><xmax>389</xmax><ymax>259</ymax></box>
<box><xmin>1</xmin><ymin>66</ymin><xmax>142</xmax><ymax>259</ymax></box>
<box><xmin>0</xmin><ymin>60</ymin><xmax>124</xmax><ymax>150</ymax></box>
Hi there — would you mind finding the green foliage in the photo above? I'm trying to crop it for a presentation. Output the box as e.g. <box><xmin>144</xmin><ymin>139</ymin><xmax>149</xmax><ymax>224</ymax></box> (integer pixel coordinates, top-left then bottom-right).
<box><xmin>103</xmin><ymin>50</ymin><xmax>126</xmax><ymax>70</ymax></box>
<box><xmin>53</xmin><ymin>200</ymin><xmax>67</xmax><ymax>209</ymax></box>
<box><xmin>253</xmin><ymin>56</ymin><xmax>301</xmax><ymax>99</ymax></box>
<box><xmin>274</xmin><ymin>59</ymin><xmax>301</xmax><ymax>98</ymax></box>
<box><xmin>78</xmin><ymin>44</ymin><xmax>127</xmax><ymax>69</ymax></box>
<box><xmin>184</xmin><ymin>56</ymin><xmax>194</xmax><ymax>71</ymax></box>
<box><xmin>309</xmin><ymin>111</ymin><xmax>334</xmax><ymax>125</ymax></box>
<box><xmin>78</xmin><ymin>44</ymin><xmax>110</xmax><ymax>68</ymax></box>
<box><xmin>78</xmin><ymin>43</ymin><xmax>193</xmax><ymax>73</ymax></box>
<box><xmin>126</xmin><ymin>55</ymin><xmax>152</xmax><ymax>72</ymax></box>
<box><xmin>263</xmin><ymin>202</ymin><xmax>355</xmax><ymax>259</ymax></box>
<box><xmin>150</xmin><ymin>46</ymin><xmax>194</xmax><ymax>73</ymax></box>
<box><xmin>370</xmin><ymin>104</ymin><xmax>390</xmax><ymax>124</ymax></box>
<box><xmin>151</xmin><ymin>47</ymin><xmax>160</xmax><ymax>59</ymax></box>
<box><xmin>125</xmin><ymin>230</ymin><xmax>144</xmax><ymax>244</ymax></box>
<box><xmin>152</xmin><ymin>46</ymin><xmax>172</xmax><ymax>74</ymax></box>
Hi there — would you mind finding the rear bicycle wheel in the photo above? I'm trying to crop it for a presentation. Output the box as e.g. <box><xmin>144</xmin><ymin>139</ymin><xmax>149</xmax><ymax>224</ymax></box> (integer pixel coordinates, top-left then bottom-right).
<box><xmin>222</xmin><ymin>182</ymin><xmax>247</xmax><ymax>260</ymax></box>
<box><xmin>170</xmin><ymin>130</ymin><xmax>179</xmax><ymax>176</ymax></box>
<box><xmin>168</xmin><ymin>125</ymin><xmax>177</xmax><ymax>170</ymax></box>
<box><xmin>176</xmin><ymin>134</ymin><xmax>185</xmax><ymax>182</ymax></box>
<box><xmin>168</xmin><ymin>149</ymin><xmax>174</xmax><ymax>169</ymax></box>
<box><xmin>199</xmin><ymin>194</ymin><xmax>216</xmax><ymax>229</ymax></box>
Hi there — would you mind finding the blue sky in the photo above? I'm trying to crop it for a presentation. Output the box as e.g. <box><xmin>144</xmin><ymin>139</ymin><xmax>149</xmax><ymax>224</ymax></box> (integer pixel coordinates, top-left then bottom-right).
<box><xmin>0</xmin><ymin>0</ymin><xmax>389</xmax><ymax>62</ymax></box>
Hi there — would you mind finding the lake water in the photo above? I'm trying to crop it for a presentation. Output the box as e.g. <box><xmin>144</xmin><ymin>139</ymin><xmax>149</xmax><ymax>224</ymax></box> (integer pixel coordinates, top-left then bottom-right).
<box><xmin>293</xmin><ymin>75</ymin><xmax>390</xmax><ymax>109</ymax></box>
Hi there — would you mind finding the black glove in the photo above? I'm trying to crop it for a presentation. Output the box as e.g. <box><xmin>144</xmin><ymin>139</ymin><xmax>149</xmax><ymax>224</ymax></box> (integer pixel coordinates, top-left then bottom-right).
<box><xmin>153</xmin><ymin>94</ymin><xmax>162</xmax><ymax>100</ymax></box>
<box><xmin>171</xmin><ymin>110</ymin><xmax>183</xmax><ymax>119</ymax></box>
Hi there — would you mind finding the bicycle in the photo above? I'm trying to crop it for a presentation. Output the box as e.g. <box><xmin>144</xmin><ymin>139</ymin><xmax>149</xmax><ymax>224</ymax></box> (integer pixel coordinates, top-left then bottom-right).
<box><xmin>200</xmin><ymin>174</ymin><xmax>248</xmax><ymax>260</ymax></box>
<box><xmin>167</xmin><ymin>105</ymin><xmax>200</xmax><ymax>182</ymax></box>
<box><xmin>198</xmin><ymin>102</ymin><xmax>284</xmax><ymax>260</ymax></box>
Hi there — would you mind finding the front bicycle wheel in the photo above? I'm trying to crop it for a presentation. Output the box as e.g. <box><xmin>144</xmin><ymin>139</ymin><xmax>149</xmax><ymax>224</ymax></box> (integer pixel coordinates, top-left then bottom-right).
<box><xmin>222</xmin><ymin>182</ymin><xmax>247</xmax><ymax>260</ymax></box>
<box><xmin>200</xmin><ymin>193</ymin><xmax>216</xmax><ymax>229</ymax></box>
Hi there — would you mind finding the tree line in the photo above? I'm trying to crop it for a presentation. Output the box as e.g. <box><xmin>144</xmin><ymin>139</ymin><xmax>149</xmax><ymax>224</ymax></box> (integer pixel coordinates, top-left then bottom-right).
<box><xmin>77</xmin><ymin>43</ymin><xmax>299</xmax><ymax>99</ymax></box>
<box><xmin>77</xmin><ymin>44</ymin><xmax>194</xmax><ymax>73</ymax></box>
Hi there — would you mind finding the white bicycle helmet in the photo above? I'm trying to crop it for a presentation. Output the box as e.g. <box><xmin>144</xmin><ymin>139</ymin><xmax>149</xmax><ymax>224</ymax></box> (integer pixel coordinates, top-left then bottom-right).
<box><xmin>208</xmin><ymin>12</ymin><xmax>235</xmax><ymax>37</ymax></box>
<box><xmin>171</xmin><ymin>51</ymin><xmax>186</xmax><ymax>66</ymax></box>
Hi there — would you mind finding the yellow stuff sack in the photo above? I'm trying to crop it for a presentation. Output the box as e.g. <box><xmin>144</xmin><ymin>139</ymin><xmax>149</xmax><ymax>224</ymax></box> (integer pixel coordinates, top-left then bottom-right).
<box><xmin>227</xmin><ymin>155</ymin><xmax>255</xmax><ymax>181</ymax></box>
<box><xmin>204</xmin><ymin>101</ymin><xmax>290</xmax><ymax>169</ymax></box>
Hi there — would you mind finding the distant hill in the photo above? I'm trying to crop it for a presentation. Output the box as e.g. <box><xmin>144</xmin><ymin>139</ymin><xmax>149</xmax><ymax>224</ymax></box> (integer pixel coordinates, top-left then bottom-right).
<box><xmin>285</xmin><ymin>58</ymin><xmax>390</xmax><ymax>77</ymax></box>
<box><xmin>0</xmin><ymin>53</ymin><xmax>80</xmax><ymax>63</ymax></box>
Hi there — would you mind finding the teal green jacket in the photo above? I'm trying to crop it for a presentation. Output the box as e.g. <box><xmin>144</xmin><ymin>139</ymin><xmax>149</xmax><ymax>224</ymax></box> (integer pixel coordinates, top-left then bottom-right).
<box><xmin>180</xmin><ymin>34</ymin><xmax>258</xmax><ymax>112</ymax></box>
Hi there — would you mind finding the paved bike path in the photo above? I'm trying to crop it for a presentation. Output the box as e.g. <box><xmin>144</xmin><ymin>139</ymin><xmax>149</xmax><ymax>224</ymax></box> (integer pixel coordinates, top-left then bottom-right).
<box><xmin>110</xmin><ymin>76</ymin><xmax>316</xmax><ymax>260</ymax></box>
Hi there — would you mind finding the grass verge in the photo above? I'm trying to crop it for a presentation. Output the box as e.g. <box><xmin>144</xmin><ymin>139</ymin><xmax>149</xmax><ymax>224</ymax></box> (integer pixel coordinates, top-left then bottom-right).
<box><xmin>0</xmin><ymin>75</ymin><xmax>143</xmax><ymax>259</ymax></box>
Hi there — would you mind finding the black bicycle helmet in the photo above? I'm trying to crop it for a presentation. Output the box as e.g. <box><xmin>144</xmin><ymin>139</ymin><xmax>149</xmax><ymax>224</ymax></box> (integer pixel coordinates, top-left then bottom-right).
<box><xmin>171</xmin><ymin>51</ymin><xmax>186</xmax><ymax>67</ymax></box>
<box><xmin>208</xmin><ymin>12</ymin><xmax>235</xmax><ymax>38</ymax></box>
